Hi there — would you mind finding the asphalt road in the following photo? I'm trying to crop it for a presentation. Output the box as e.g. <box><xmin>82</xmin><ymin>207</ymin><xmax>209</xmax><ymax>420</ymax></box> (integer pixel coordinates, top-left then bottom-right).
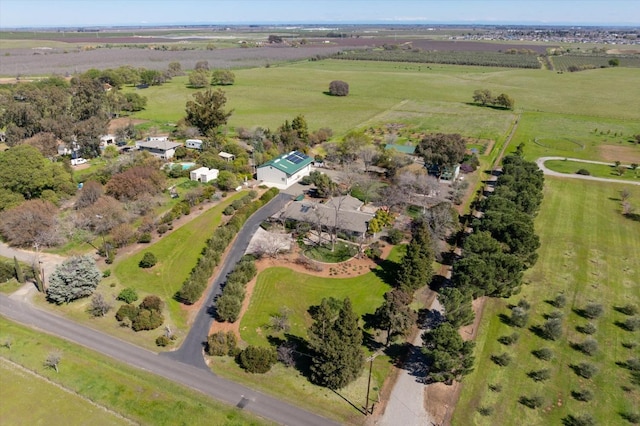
<box><xmin>0</xmin><ymin>295</ymin><xmax>337</xmax><ymax>426</ymax></box>
<box><xmin>536</xmin><ymin>157</ymin><xmax>640</xmax><ymax>186</ymax></box>
<box><xmin>165</xmin><ymin>192</ymin><xmax>293</xmax><ymax>369</ymax></box>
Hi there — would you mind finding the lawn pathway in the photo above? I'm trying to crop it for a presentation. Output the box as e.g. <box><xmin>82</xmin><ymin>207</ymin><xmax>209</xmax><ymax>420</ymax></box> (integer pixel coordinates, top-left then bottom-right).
<box><xmin>536</xmin><ymin>157</ymin><xmax>640</xmax><ymax>185</ymax></box>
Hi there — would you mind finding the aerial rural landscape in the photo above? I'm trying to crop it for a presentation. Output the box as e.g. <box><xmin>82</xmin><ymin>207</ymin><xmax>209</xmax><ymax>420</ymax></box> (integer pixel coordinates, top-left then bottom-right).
<box><xmin>0</xmin><ymin>2</ymin><xmax>639</xmax><ymax>425</ymax></box>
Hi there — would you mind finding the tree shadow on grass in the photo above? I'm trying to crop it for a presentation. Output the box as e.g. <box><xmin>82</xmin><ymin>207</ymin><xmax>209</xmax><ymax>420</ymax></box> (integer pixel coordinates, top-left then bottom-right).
<box><xmin>370</xmin><ymin>258</ymin><xmax>401</xmax><ymax>287</ymax></box>
<box><xmin>623</xmin><ymin>212</ymin><xmax>640</xmax><ymax>222</ymax></box>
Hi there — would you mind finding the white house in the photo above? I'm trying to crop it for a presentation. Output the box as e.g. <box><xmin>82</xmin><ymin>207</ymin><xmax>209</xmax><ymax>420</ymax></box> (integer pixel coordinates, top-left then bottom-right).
<box><xmin>100</xmin><ymin>134</ymin><xmax>116</xmax><ymax>147</ymax></box>
<box><xmin>136</xmin><ymin>140</ymin><xmax>182</xmax><ymax>160</ymax></box>
<box><xmin>190</xmin><ymin>167</ymin><xmax>219</xmax><ymax>183</ymax></box>
<box><xmin>186</xmin><ymin>139</ymin><xmax>203</xmax><ymax>150</ymax></box>
<box><xmin>256</xmin><ymin>151</ymin><xmax>313</xmax><ymax>189</ymax></box>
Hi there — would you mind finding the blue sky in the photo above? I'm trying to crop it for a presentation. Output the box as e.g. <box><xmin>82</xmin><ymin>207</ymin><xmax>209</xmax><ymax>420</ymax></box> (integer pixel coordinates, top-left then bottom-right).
<box><xmin>1</xmin><ymin>0</ymin><xmax>638</xmax><ymax>28</ymax></box>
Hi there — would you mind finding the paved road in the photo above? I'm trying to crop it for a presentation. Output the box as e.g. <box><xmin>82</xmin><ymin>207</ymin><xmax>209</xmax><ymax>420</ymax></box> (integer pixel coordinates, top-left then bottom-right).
<box><xmin>0</xmin><ymin>294</ymin><xmax>337</xmax><ymax>426</ymax></box>
<box><xmin>536</xmin><ymin>157</ymin><xmax>640</xmax><ymax>186</ymax></box>
<box><xmin>165</xmin><ymin>192</ymin><xmax>293</xmax><ymax>368</ymax></box>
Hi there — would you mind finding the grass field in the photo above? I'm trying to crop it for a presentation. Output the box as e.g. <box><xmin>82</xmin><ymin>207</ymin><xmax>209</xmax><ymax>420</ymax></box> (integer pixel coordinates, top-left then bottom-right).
<box><xmin>454</xmin><ymin>177</ymin><xmax>640</xmax><ymax>425</ymax></box>
<box><xmin>0</xmin><ymin>317</ymin><xmax>271</xmax><ymax>426</ymax></box>
<box><xmin>209</xmin><ymin>246</ymin><xmax>405</xmax><ymax>424</ymax></box>
<box><xmin>544</xmin><ymin>159</ymin><xmax>639</xmax><ymax>180</ymax></box>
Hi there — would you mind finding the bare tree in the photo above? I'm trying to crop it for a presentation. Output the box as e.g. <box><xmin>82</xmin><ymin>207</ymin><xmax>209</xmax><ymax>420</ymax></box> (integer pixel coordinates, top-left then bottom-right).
<box><xmin>270</xmin><ymin>307</ymin><xmax>292</xmax><ymax>332</ymax></box>
<box><xmin>254</xmin><ymin>232</ymin><xmax>290</xmax><ymax>259</ymax></box>
<box><xmin>2</xmin><ymin>336</ymin><xmax>13</xmax><ymax>350</ymax></box>
<box><xmin>359</xmin><ymin>146</ymin><xmax>378</xmax><ymax>172</ymax></box>
<box><xmin>88</xmin><ymin>293</ymin><xmax>112</xmax><ymax>317</ymax></box>
<box><xmin>44</xmin><ymin>351</ymin><xmax>62</xmax><ymax>373</ymax></box>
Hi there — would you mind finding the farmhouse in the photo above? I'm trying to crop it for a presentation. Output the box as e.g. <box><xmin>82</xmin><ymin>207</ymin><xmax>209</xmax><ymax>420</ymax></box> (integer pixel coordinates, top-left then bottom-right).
<box><xmin>190</xmin><ymin>167</ymin><xmax>219</xmax><ymax>183</ymax></box>
<box><xmin>185</xmin><ymin>139</ymin><xmax>203</xmax><ymax>150</ymax></box>
<box><xmin>257</xmin><ymin>150</ymin><xmax>313</xmax><ymax>189</ymax></box>
<box><xmin>136</xmin><ymin>139</ymin><xmax>182</xmax><ymax>160</ymax></box>
<box><xmin>280</xmin><ymin>194</ymin><xmax>374</xmax><ymax>239</ymax></box>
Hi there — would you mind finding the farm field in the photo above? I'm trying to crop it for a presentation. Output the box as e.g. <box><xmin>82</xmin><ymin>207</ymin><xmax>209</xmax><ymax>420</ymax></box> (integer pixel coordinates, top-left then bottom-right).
<box><xmin>454</xmin><ymin>177</ymin><xmax>640</xmax><ymax>425</ymax></box>
<box><xmin>551</xmin><ymin>54</ymin><xmax>640</xmax><ymax>71</ymax></box>
<box><xmin>0</xmin><ymin>360</ymin><xmax>130</xmax><ymax>426</ymax></box>
<box><xmin>0</xmin><ymin>317</ymin><xmax>271</xmax><ymax>426</ymax></box>
<box><xmin>208</xmin><ymin>246</ymin><xmax>405</xmax><ymax>424</ymax></box>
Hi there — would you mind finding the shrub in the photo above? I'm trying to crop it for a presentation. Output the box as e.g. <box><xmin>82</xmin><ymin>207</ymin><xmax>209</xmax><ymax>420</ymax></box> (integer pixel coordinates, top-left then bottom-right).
<box><xmin>547</xmin><ymin>310</ymin><xmax>564</xmax><ymax>320</ymax></box>
<box><xmin>138</xmin><ymin>232</ymin><xmax>152</xmax><ymax>243</ymax></box>
<box><xmin>117</xmin><ymin>288</ymin><xmax>139</xmax><ymax>304</ymax></box>
<box><xmin>488</xmin><ymin>383</ymin><xmax>502</xmax><ymax>392</ymax></box>
<box><xmin>510</xmin><ymin>307</ymin><xmax>529</xmax><ymax>327</ymax></box>
<box><xmin>621</xmin><ymin>412</ymin><xmax>640</xmax><ymax>424</ymax></box>
<box><xmin>157</xmin><ymin>224</ymin><xmax>169</xmax><ymax>234</ymax></box>
<box><xmin>132</xmin><ymin>309</ymin><xmax>164</xmax><ymax>331</ymax></box>
<box><xmin>206</xmin><ymin>331</ymin><xmax>238</xmax><ymax>356</ymax></box>
<box><xmin>540</xmin><ymin>317</ymin><xmax>563</xmax><ymax>340</ymax></box>
<box><xmin>491</xmin><ymin>352</ymin><xmax>512</xmax><ymax>366</ymax></box>
<box><xmin>576</xmin><ymin>169</ymin><xmax>591</xmax><ymax>175</ymax></box>
<box><xmin>223</xmin><ymin>205</ymin><xmax>235</xmax><ymax>216</ymax></box>
<box><xmin>573</xmin><ymin>338</ymin><xmax>598</xmax><ymax>356</ymax></box>
<box><xmin>519</xmin><ymin>395</ymin><xmax>544</xmax><ymax>409</ymax></box>
<box><xmin>581</xmin><ymin>303</ymin><xmax>604</xmax><ymax>319</ymax></box>
<box><xmin>576</xmin><ymin>322</ymin><xmax>597</xmax><ymax>335</ymax></box>
<box><xmin>563</xmin><ymin>413</ymin><xmax>596</xmax><ymax>426</ymax></box>
<box><xmin>238</xmin><ymin>346</ymin><xmax>277</xmax><ymax>373</ymax></box>
<box><xmin>139</xmin><ymin>295</ymin><xmax>164</xmax><ymax>312</ymax></box>
<box><xmin>386</xmin><ymin>228</ymin><xmax>404</xmax><ymax>245</ymax></box>
<box><xmin>572</xmin><ymin>362</ymin><xmax>598</xmax><ymax>379</ymax></box>
<box><xmin>248</xmin><ymin>190</ymin><xmax>258</xmax><ymax>199</ymax></box>
<box><xmin>328</xmin><ymin>80</ymin><xmax>349</xmax><ymax>96</ymax></box>
<box><xmin>618</xmin><ymin>304</ymin><xmax>639</xmax><ymax>316</ymax></box>
<box><xmin>621</xmin><ymin>317</ymin><xmax>640</xmax><ymax>331</ymax></box>
<box><xmin>528</xmin><ymin>368</ymin><xmax>551</xmax><ymax>382</ymax></box>
<box><xmin>551</xmin><ymin>293</ymin><xmax>567</xmax><ymax>308</ymax></box>
<box><xmin>102</xmin><ymin>269</ymin><xmax>111</xmax><ymax>278</ymax></box>
<box><xmin>88</xmin><ymin>293</ymin><xmax>112</xmax><ymax>317</ymax></box>
<box><xmin>498</xmin><ymin>333</ymin><xmax>520</xmax><ymax>345</ymax></box>
<box><xmin>517</xmin><ymin>299</ymin><xmax>531</xmax><ymax>310</ymax></box>
<box><xmin>115</xmin><ymin>304</ymin><xmax>138</xmax><ymax>322</ymax></box>
<box><xmin>139</xmin><ymin>252</ymin><xmax>157</xmax><ymax>268</ymax></box>
<box><xmin>532</xmin><ymin>347</ymin><xmax>554</xmax><ymax>361</ymax></box>
<box><xmin>216</xmin><ymin>293</ymin><xmax>242</xmax><ymax>322</ymax></box>
<box><xmin>477</xmin><ymin>406</ymin><xmax>494</xmax><ymax>416</ymax></box>
<box><xmin>571</xmin><ymin>389</ymin><xmax>594</xmax><ymax>402</ymax></box>
<box><xmin>156</xmin><ymin>335</ymin><xmax>171</xmax><ymax>347</ymax></box>
<box><xmin>231</xmin><ymin>199</ymin><xmax>244</xmax><ymax>210</ymax></box>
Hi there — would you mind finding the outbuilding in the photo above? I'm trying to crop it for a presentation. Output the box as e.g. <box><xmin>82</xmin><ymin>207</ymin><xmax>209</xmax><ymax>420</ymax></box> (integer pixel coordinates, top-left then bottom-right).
<box><xmin>190</xmin><ymin>167</ymin><xmax>219</xmax><ymax>183</ymax></box>
<box><xmin>256</xmin><ymin>151</ymin><xmax>313</xmax><ymax>189</ymax></box>
<box><xmin>136</xmin><ymin>139</ymin><xmax>182</xmax><ymax>160</ymax></box>
<box><xmin>185</xmin><ymin>139</ymin><xmax>203</xmax><ymax>150</ymax></box>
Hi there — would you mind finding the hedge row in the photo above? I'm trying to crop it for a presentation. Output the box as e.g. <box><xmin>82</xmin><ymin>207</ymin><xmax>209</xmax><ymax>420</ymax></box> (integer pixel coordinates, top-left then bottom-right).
<box><xmin>215</xmin><ymin>256</ymin><xmax>257</xmax><ymax>322</ymax></box>
<box><xmin>175</xmin><ymin>188</ymin><xmax>279</xmax><ymax>304</ymax></box>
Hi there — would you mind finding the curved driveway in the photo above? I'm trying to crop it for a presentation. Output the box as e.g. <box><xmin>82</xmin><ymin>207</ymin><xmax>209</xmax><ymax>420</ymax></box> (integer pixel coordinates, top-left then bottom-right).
<box><xmin>536</xmin><ymin>157</ymin><xmax>640</xmax><ymax>186</ymax></box>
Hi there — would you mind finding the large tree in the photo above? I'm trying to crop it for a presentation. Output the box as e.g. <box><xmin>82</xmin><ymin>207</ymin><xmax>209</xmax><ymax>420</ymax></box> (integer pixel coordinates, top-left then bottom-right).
<box><xmin>374</xmin><ymin>289</ymin><xmax>417</xmax><ymax>345</ymax></box>
<box><xmin>416</xmin><ymin>133</ymin><xmax>467</xmax><ymax>172</ymax></box>
<box><xmin>396</xmin><ymin>219</ymin><xmax>435</xmax><ymax>293</ymax></box>
<box><xmin>0</xmin><ymin>199</ymin><xmax>61</xmax><ymax>248</ymax></box>
<box><xmin>422</xmin><ymin>322</ymin><xmax>475</xmax><ymax>383</ymax></box>
<box><xmin>439</xmin><ymin>287</ymin><xmax>475</xmax><ymax>328</ymax></box>
<box><xmin>308</xmin><ymin>298</ymin><xmax>365</xmax><ymax>389</ymax></box>
<box><xmin>185</xmin><ymin>89</ymin><xmax>233</xmax><ymax>136</ymax></box>
<box><xmin>46</xmin><ymin>255</ymin><xmax>102</xmax><ymax>304</ymax></box>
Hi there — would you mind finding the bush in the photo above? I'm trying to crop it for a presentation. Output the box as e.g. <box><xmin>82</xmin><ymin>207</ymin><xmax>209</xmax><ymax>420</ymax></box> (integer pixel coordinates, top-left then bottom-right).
<box><xmin>88</xmin><ymin>293</ymin><xmax>112</xmax><ymax>317</ymax></box>
<box><xmin>510</xmin><ymin>307</ymin><xmax>529</xmax><ymax>327</ymax></box>
<box><xmin>216</xmin><ymin>293</ymin><xmax>242</xmax><ymax>322</ymax></box>
<box><xmin>488</xmin><ymin>383</ymin><xmax>502</xmax><ymax>392</ymax></box>
<box><xmin>386</xmin><ymin>228</ymin><xmax>404</xmax><ymax>245</ymax></box>
<box><xmin>519</xmin><ymin>395</ymin><xmax>544</xmax><ymax>409</ymax></box>
<box><xmin>581</xmin><ymin>303</ymin><xmax>604</xmax><ymax>319</ymax></box>
<box><xmin>132</xmin><ymin>309</ymin><xmax>164</xmax><ymax>331</ymax></box>
<box><xmin>491</xmin><ymin>352</ymin><xmax>512</xmax><ymax>366</ymax></box>
<box><xmin>231</xmin><ymin>199</ymin><xmax>244</xmax><ymax>210</ymax></box>
<box><xmin>573</xmin><ymin>338</ymin><xmax>598</xmax><ymax>356</ymax></box>
<box><xmin>540</xmin><ymin>317</ymin><xmax>563</xmax><ymax>340</ymax></box>
<box><xmin>156</xmin><ymin>335</ymin><xmax>171</xmax><ymax>347</ymax></box>
<box><xmin>157</xmin><ymin>224</ymin><xmax>169</xmax><ymax>234</ymax></box>
<box><xmin>517</xmin><ymin>299</ymin><xmax>531</xmax><ymax>310</ymax></box>
<box><xmin>223</xmin><ymin>205</ymin><xmax>235</xmax><ymax>216</ymax></box>
<box><xmin>102</xmin><ymin>269</ymin><xmax>111</xmax><ymax>278</ymax></box>
<box><xmin>206</xmin><ymin>331</ymin><xmax>238</xmax><ymax>356</ymax></box>
<box><xmin>498</xmin><ymin>333</ymin><xmax>519</xmax><ymax>345</ymax></box>
<box><xmin>571</xmin><ymin>389</ymin><xmax>594</xmax><ymax>402</ymax></box>
<box><xmin>576</xmin><ymin>322</ymin><xmax>597</xmax><ymax>335</ymax></box>
<box><xmin>328</xmin><ymin>80</ymin><xmax>349</xmax><ymax>96</ymax></box>
<box><xmin>528</xmin><ymin>368</ymin><xmax>551</xmax><ymax>382</ymax></box>
<box><xmin>563</xmin><ymin>413</ymin><xmax>596</xmax><ymax>426</ymax></box>
<box><xmin>551</xmin><ymin>293</ymin><xmax>567</xmax><ymax>308</ymax></box>
<box><xmin>117</xmin><ymin>288</ymin><xmax>139</xmax><ymax>304</ymax></box>
<box><xmin>477</xmin><ymin>406</ymin><xmax>494</xmax><ymax>416</ymax></box>
<box><xmin>238</xmin><ymin>346</ymin><xmax>277</xmax><ymax>373</ymax></box>
<box><xmin>115</xmin><ymin>304</ymin><xmax>139</xmax><ymax>322</ymax></box>
<box><xmin>138</xmin><ymin>232</ymin><xmax>152</xmax><ymax>243</ymax></box>
<box><xmin>547</xmin><ymin>310</ymin><xmax>564</xmax><ymax>319</ymax></box>
<box><xmin>572</xmin><ymin>362</ymin><xmax>598</xmax><ymax>379</ymax></box>
<box><xmin>618</xmin><ymin>304</ymin><xmax>639</xmax><ymax>316</ymax></box>
<box><xmin>621</xmin><ymin>412</ymin><xmax>640</xmax><ymax>424</ymax></box>
<box><xmin>139</xmin><ymin>295</ymin><xmax>163</xmax><ymax>312</ymax></box>
<box><xmin>532</xmin><ymin>347</ymin><xmax>553</xmax><ymax>361</ymax></box>
<box><xmin>576</xmin><ymin>169</ymin><xmax>591</xmax><ymax>176</ymax></box>
<box><xmin>621</xmin><ymin>317</ymin><xmax>640</xmax><ymax>331</ymax></box>
<box><xmin>139</xmin><ymin>252</ymin><xmax>157</xmax><ymax>268</ymax></box>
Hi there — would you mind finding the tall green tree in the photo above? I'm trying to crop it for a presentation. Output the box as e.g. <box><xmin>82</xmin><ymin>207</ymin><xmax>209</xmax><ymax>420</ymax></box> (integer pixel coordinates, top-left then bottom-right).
<box><xmin>188</xmin><ymin>69</ymin><xmax>210</xmax><ymax>88</ymax></box>
<box><xmin>422</xmin><ymin>322</ymin><xmax>475</xmax><ymax>383</ymax></box>
<box><xmin>439</xmin><ymin>287</ymin><xmax>475</xmax><ymax>328</ymax></box>
<box><xmin>308</xmin><ymin>298</ymin><xmax>365</xmax><ymax>389</ymax></box>
<box><xmin>416</xmin><ymin>133</ymin><xmax>467</xmax><ymax>174</ymax></box>
<box><xmin>185</xmin><ymin>89</ymin><xmax>233</xmax><ymax>136</ymax></box>
<box><xmin>211</xmin><ymin>69</ymin><xmax>235</xmax><ymax>86</ymax></box>
<box><xmin>374</xmin><ymin>289</ymin><xmax>416</xmax><ymax>345</ymax></box>
<box><xmin>397</xmin><ymin>220</ymin><xmax>435</xmax><ymax>293</ymax></box>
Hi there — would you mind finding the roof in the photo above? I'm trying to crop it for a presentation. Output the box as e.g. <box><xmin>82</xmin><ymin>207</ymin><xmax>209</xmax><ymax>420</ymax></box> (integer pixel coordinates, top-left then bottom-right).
<box><xmin>219</xmin><ymin>151</ymin><xmax>235</xmax><ymax>159</ymax></box>
<box><xmin>324</xmin><ymin>195</ymin><xmax>363</xmax><ymax>212</ymax></box>
<box><xmin>137</xmin><ymin>140</ymin><xmax>182</xmax><ymax>151</ymax></box>
<box><xmin>281</xmin><ymin>197</ymin><xmax>373</xmax><ymax>234</ymax></box>
<box><xmin>385</xmin><ymin>144</ymin><xmax>416</xmax><ymax>155</ymax></box>
<box><xmin>258</xmin><ymin>151</ymin><xmax>313</xmax><ymax>175</ymax></box>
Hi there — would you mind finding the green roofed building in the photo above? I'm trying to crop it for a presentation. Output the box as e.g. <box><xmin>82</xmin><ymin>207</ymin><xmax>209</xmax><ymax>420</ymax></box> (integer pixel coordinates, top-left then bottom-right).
<box><xmin>385</xmin><ymin>143</ymin><xmax>416</xmax><ymax>155</ymax></box>
<box><xmin>257</xmin><ymin>150</ymin><xmax>313</xmax><ymax>189</ymax></box>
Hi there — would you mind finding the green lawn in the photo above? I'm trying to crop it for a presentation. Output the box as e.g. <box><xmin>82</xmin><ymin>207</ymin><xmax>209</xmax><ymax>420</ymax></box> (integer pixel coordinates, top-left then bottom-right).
<box><xmin>544</xmin><ymin>159</ymin><xmax>639</xmax><ymax>180</ymax></box>
<box><xmin>454</xmin><ymin>177</ymin><xmax>640</xmax><ymax>425</ymax></box>
<box><xmin>113</xmin><ymin>191</ymin><xmax>246</xmax><ymax>329</ymax></box>
<box><xmin>0</xmin><ymin>317</ymin><xmax>272</xmax><ymax>426</ymax></box>
<box><xmin>209</xmin><ymin>245</ymin><xmax>405</xmax><ymax>424</ymax></box>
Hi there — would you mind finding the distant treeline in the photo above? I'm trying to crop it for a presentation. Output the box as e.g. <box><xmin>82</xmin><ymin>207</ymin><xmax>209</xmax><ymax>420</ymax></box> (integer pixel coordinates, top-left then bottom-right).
<box><xmin>333</xmin><ymin>49</ymin><xmax>541</xmax><ymax>69</ymax></box>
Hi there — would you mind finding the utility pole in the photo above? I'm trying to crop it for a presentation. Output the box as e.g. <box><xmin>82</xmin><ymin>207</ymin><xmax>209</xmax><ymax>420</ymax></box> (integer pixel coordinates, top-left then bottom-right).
<box><xmin>365</xmin><ymin>352</ymin><xmax>379</xmax><ymax>415</ymax></box>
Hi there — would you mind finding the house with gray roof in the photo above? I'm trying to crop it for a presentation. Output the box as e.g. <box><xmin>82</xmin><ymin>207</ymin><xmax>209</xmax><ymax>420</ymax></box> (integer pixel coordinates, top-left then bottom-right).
<box><xmin>257</xmin><ymin>150</ymin><xmax>313</xmax><ymax>189</ymax></box>
<box><xmin>136</xmin><ymin>139</ymin><xmax>182</xmax><ymax>160</ymax></box>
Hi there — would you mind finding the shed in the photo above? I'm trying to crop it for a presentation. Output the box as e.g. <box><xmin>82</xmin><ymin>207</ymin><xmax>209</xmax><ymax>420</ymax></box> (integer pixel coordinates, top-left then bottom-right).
<box><xmin>190</xmin><ymin>167</ymin><xmax>219</xmax><ymax>183</ymax></box>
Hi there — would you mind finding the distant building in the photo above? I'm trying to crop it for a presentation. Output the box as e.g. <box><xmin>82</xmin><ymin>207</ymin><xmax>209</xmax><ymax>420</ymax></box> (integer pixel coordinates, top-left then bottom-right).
<box><xmin>257</xmin><ymin>151</ymin><xmax>313</xmax><ymax>189</ymax></box>
<box><xmin>218</xmin><ymin>151</ymin><xmax>235</xmax><ymax>162</ymax></box>
<box><xmin>136</xmin><ymin>139</ymin><xmax>182</xmax><ymax>160</ymax></box>
<box><xmin>100</xmin><ymin>134</ymin><xmax>116</xmax><ymax>147</ymax></box>
<box><xmin>185</xmin><ymin>139</ymin><xmax>203</xmax><ymax>150</ymax></box>
<box><xmin>190</xmin><ymin>167</ymin><xmax>219</xmax><ymax>183</ymax></box>
<box><xmin>385</xmin><ymin>143</ymin><xmax>417</xmax><ymax>155</ymax></box>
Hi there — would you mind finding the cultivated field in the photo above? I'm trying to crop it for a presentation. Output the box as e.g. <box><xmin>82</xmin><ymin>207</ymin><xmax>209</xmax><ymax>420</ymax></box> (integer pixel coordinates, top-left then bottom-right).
<box><xmin>454</xmin><ymin>177</ymin><xmax>640</xmax><ymax>425</ymax></box>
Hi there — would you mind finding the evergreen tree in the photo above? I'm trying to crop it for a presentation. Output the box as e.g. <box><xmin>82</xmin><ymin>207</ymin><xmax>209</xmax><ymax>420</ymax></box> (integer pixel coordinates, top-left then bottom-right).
<box><xmin>308</xmin><ymin>298</ymin><xmax>365</xmax><ymax>389</ymax></box>
<box><xmin>46</xmin><ymin>255</ymin><xmax>101</xmax><ymax>304</ymax></box>
<box><xmin>422</xmin><ymin>322</ymin><xmax>475</xmax><ymax>383</ymax></box>
<box><xmin>13</xmin><ymin>256</ymin><xmax>25</xmax><ymax>284</ymax></box>
<box><xmin>396</xmin><ymin>220</ymin><xmax>435</xmax><ymax>293</ymax></box>
<box><xmin>374</xmin><ymin>289</ymin><xmax>416</xmax><ymax>345</ymax></box>
<box><xmin>439</xmin><ymin>287</ymin><xmax>475</xmax><ymax>328</ymax></box>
